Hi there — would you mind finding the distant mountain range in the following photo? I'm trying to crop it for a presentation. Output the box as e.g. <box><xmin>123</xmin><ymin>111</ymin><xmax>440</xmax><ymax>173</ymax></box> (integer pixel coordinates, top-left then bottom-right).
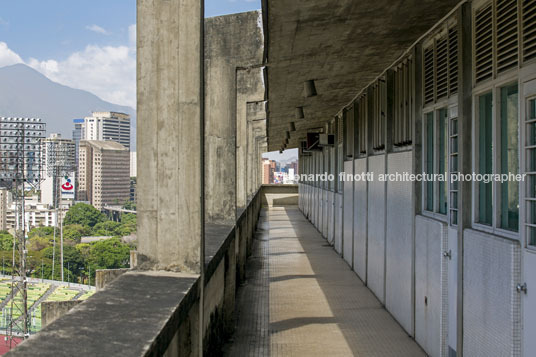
<box><xmin>0</xmin><ymin>64</ymin><xmax>136</xmax><ymax>150</ymax></box>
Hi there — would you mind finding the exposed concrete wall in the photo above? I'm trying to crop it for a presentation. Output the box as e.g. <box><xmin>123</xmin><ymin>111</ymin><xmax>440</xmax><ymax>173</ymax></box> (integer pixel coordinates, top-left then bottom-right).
<box><xmin>41</xmin><ymin>300</ymin><xmax>82</xmax><ymax>328</ymax></box>
<box><xmin>137</xmin><ymin>0</ymin><xmax>203</xmax><ymax>273</ymax></box>
<box><xmin>204</xmin><ymin>12</ymin><xmax>264</xmax><ymax>225</ymax></box>
<box><xmin>95</xmin><ymin>268</ymin><xmax>129</xmax><ymax>291</ymax></box>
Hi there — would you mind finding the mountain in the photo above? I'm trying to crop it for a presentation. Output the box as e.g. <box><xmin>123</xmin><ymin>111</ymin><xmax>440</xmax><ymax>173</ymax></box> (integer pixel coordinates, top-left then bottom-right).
<box><xmin>0</xmin><ymin>64</ymin><xmax>136</xmax><ymax>150</ymax></box>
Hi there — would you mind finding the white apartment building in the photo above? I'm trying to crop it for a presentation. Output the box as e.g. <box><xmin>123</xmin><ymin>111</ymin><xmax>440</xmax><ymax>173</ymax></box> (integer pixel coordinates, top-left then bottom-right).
<box><xmin>78</xmin><ymin>140</ymin><xmax>130</xmax><ymax>210</ymax></box>
<box><xmin>82</xmin><ymin>112</ymin><xmax>131</xmax><ymax>150</ymax></box>
<box><xmin>5</xmin><ymin>195</ymin><xmax>68</xmax><ymax>231</ymax></box>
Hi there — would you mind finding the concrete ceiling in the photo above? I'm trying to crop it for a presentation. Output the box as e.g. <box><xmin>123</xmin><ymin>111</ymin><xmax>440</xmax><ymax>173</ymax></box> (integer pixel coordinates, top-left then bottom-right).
<box><xmin>263</xmin><ymin>0</ymin><xmax>461</xmax><ymax>151</ymax></box>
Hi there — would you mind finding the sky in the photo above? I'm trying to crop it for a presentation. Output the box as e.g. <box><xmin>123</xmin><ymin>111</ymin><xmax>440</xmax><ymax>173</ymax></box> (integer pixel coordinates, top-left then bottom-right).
<box><xmin>0</xmin><ymin>0</ymin><xmax>261</xmax><ymax>108</ymax></box>
<box><xmin>263</xmin><ymin>149</ymin><xmax>299</xmax><ymax>162</ymax></box>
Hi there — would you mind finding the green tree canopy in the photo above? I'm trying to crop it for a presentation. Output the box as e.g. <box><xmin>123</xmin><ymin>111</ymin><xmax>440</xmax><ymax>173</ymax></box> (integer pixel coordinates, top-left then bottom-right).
<box><xmin>0</xmin><ymin>231</ymin><xmax>14</xmax><ymax>251</ymax></box>
<box><xmin>64</xmin><ymin>203</ymin><xmax>106</xmax><ymax>227</ymax></box>
<box><xmin>89</xmin><ymin>238</ymin><xmax>131</xmax><ymax>270</ymax></box>
<box><xmin>93</xmin><ymin>221</ymin><xmax>122</xmax><ymax>237</ymax></box>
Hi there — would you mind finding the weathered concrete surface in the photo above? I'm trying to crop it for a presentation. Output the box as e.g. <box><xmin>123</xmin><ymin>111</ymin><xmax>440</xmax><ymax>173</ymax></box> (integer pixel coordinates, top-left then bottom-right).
<box><xmin>261</xmin><ymin>184</ymin><xmax>299</xmax><ymax>207</ymax></box>
<box><xmin>137</xmin><ymin>0</ymin><xmax>203</xmax><ymax>272</ymax></box>
<box><xmin>246</xmin><ymin>102</ymin><xmax>267</xmax><ymax>200</ymax></box>
<box><xmin>264</xmin><ymin>0</ymin><xmax>460</xmax><ymax>150</ymax></box>
<box><xmin>8</xmin><ymin>271</ymin><xmax>200</xmax><ymax>357</ymax></box>
<box><xmin>95</xmin><ymin>268</ymin><xmax>129</xmax><ymax>291</ymax></box>
<box><xmin>237</xmin><ymin>67</ymin><xmax>265</xmax><ymax>210</ymax></box>
<box><xmin>205</xmin><ymin>11</ymin><xmax>264</xmax><ymax>225</ymax></box>
<box><xmin>41</xmin><ymin>300</ymin><xmax>82</xmax><ymax>328</ymax></box>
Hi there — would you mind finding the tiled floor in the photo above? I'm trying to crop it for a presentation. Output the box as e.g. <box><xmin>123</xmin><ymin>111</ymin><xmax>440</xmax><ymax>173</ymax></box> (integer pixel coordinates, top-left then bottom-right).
<box><xmin>225</xmin><ymin>206</ymin><xmax>425</xmax><ymax>357</ymax></box>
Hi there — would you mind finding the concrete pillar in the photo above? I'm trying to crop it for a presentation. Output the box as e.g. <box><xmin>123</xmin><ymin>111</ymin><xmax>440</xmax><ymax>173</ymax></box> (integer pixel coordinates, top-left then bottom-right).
<box><xmin>246</xmin><ymin>103</ymin><xmax>266</xmax><ymax>200</ymax></box>
<box><xmin>204</xmin><ymin>13</ymin><xmax>264</xmax><ymax>225</ymax></box>
<box><xmin>137</xmin><ymin>0</ymin><xmax>203</xmax><ymax>273</ymax></box>
<box><xmin>236</xmin><ymin>67</ymin><xmax>265</xmax><ymax>211</ymax></box>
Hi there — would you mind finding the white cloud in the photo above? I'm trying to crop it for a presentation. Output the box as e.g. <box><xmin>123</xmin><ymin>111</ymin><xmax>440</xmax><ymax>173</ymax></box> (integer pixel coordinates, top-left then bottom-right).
<box><xmin>28</xmin><ymin>44</ymin><xmax>135</xmax><ymax>107</ymax></box>
<box><xmin>0</xmin><ymin>26</ymin><xmax>136</xmax><ymax>108</ymax></box>
<box><xmin>128</xmin><ymin>24</ymin><xmax>136</xmax><ymax>46</ymax></box>
<box><xmin>86</xmin><ymin>24</ymin><xmax>109</xmax><ymax>35</ymax></box>
<box><xmin>0</xmin><ymin>42</ymin><xmax>23</xmax><ymax>67</ymax></box>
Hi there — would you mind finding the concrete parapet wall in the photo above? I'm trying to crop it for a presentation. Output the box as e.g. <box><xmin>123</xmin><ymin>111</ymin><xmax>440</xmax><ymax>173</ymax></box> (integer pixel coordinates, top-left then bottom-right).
<box><xmin>261</xmin><ymin>184</ymin><xmax>298</xmax><ymax>207</ymax></box>
<box><xmin>41</xmin><ymin>300</ymin><xmax>82</xmax><ymax>328</ymax></box>
<box><xmin>95</xmin><ymin>268</ymin><xmax>130</xmax><ymax>291</ymax></box>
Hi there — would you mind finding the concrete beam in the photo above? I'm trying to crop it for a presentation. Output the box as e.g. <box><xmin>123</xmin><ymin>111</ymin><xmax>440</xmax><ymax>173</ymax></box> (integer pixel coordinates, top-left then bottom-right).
<box><xmin>137</xmin><ymin>0</ymin><xmax>203</xmax><ymax>273</ymax></box>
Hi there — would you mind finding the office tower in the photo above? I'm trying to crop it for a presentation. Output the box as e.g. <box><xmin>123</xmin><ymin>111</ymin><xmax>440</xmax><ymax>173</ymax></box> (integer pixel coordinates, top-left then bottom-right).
<box><xmin>78</xmin><ymin>140</ymin><xmax>130</xmax><ymax>210</ymax></box>
<box><xmin>83</xmin><ymin>111</ymin><xmax>131</xmax><ymax>150</ymax></box>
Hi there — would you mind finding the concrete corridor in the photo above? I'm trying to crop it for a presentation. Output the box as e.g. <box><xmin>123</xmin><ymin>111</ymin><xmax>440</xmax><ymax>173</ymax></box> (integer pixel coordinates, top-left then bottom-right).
<box><xmin>225</xmin><ymin>206</ymin><xmax>425</xmax><ymax>356</ymax></box>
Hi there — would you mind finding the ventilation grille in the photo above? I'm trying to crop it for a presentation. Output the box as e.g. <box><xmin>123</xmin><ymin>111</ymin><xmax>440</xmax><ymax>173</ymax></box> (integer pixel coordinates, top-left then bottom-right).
<box><xmin>448</xmin><ymin>26</ymin><xmax>458</xmax><ymax>95</ymax></box>
<box><xmin>393</xmin><ymin>59</ymin><xmax>413</xmax><ymax>147</ymax></box>
<box><xmin>424</xmin><ymin>47</ymin><xmax>435</xmax><ymax>104</ymax></box>
<box><xmin>337</xmin><ymin>114</ymin><xmax>343</xmax><ymax>144</ymax></box>
<box><xmin>372</xmin><ymin>79</ymin><xmax>386</xmax><ymax>152</ymax></box>
<box><xmin>496</xmin><ymin>0</ymin><xmax>519</xmax><ymax>73</ymax></box>
<box><xmin>436</xmin><ymin>37</ymin><xmax>449</xmax><ymax>99</ymax></box>
<box><xmin>358</xmin><ymin>95</ymin><xmax>367</xmax><ymax>155</ymax></box>
<box><xmin>523</xmin><ymin>0</ymin><xmax>536</xmax><ymax>62</ymax></box>
<box><xmin>475</xmin><ymin>3</ymin><xmax>493</xmax><ymax>82</ymax></box>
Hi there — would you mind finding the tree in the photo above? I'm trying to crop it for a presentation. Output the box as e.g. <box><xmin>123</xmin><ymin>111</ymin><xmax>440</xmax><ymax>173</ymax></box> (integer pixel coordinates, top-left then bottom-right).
<box><xmin>0</xmin><ymin>231</ymin><xmax>14</xmax><ymax>251</ymax></box>
<box><xmin>28</xmin><ymin>226</ymin><xmax>54</xmax><ymax>239</ymax></box>
<box><xmin>93</xmin><ymin>221</ymin><xmax>122</xmax><ymax>237</ymax></box>
<box><xmin>64</xmin><ymin>203</ymin><xmax>106</xmax><ymax>227</ymax></box>
<box><xmin>63</xmin><ymin>224</ymin><xmax>91</xmax><ymax>244</ymax></box>
<box><xmin>89</xmin><ymin>238</ymin><xmax>131</xmax><ymax>270</ymax></box>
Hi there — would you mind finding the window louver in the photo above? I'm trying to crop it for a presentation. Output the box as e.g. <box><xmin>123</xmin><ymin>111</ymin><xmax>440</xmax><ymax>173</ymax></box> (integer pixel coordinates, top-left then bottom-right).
<box><xmin>448</xmin><ymin>26</ymin><xmax>458</xmax><ymax>95</ymax></box>
<box><xmin>372</xmin><ymin>79</ymin><xmax>386</xmax><ymax>152</ymax></box>
<box><xmin>475</xmin><ymin>3</ymin><xmax>493</xmax><ymax>82</ymax></box>
<box><xmin>496</xmin><ymin>0</ymin><xmax>519</xmax><ymax>73</ymax></box>
<box><xmin>436</xmin><ymin>37</ymin><xmax>449</xmax><ymax>99</ymax></box>
<box><xmin>358</xmin><ymin>95</ymin><xmax>367</xmax><ymax>155</ymax></box>
<box><xmin>337</xmin><ymin>114</ymin><xmax>343</xmax><ymax>144</ymax></box>
<box><xmin>523</xmin><ymin>0</ymin><xmax>536</xmax><ymax>62</ymax></box>
<box><xmin>424</xmin><ymin>47</ymin><xmax>435</xmax><ymax>104</ymax></box>
<box><xmin>393</xmin><ymin>59</ymin><xmax>413</xmax><ymax>147</ymax></box>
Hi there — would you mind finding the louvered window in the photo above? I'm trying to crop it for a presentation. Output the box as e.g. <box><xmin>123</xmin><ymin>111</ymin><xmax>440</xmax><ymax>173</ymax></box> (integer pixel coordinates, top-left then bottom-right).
<box><xmin>337</xmin><ymin>114</ymin><xmax>343</xmax><ymax>144</ymax></box>
<box><xmin>449</xmin><ymin>26</ymin><xmax>458</xmax><ymax>95</ymax></box>
<box><xmin>522</xmin><ymin>0</ymin><xmax>536</xmax><ymax>62</ymax></box>
<box><xmin>474</xmin><ymin>1</ymin><xmax>521</xmax><ymax>82</ymax></box>
<box><xmin>424</xmin><ymin>47</ymin><xmax>435</xmax><ymax>104</ymax></box>
<box><xmin>357</xmin><ymin>95</ymin><xmax>367</xmax><ymax>155</ymax></box>
<box><xmin>344</xmin><ymin>106</ymin><xmax>354</xmax><ymax>159</ymax></box>
<box><xmin>372</xmin><ymin>78</ymin><xmax>386</xmax><ymax>152</ymax></box>
<box><xmin>423</xmin><ymin>25</ymin><xmax>458</xmax><ymax>105</ymax></box>
<box><xmin>475</xmin><ymin>3</ymin><xmax>493</xmax><ymax>82</ymax></box>
<box><xmin>437</xmin><ymin>37</ymin><xmax>449</xmax><ymax>99</ymax></box>
<box><xmin>393</xmin><ymin>58</ymin><xmax>413</xmax><ymax>147</ymax></box>
<box><xmin>496</xmin><ymin>0</ymin><xmax>519</xmax><ymax>73</ymax></box>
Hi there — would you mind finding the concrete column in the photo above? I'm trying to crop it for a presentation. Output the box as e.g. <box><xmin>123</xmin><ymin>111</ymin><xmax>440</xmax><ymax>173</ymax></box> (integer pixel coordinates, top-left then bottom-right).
<box><xmin>137</xmin><ymin>0</ymin><xmax>203</xmax><ymax>273</ymax></box>
<box><xmin>246</xmin><ymin>103</ymin><xmax>266</xmax><ymax>200</ymax></box>
<box><xmin>204</xmin><ymin>13</ymin><xmax>263</xmax><ymax>225</ymax></box>
<box><xmin>236</xmin><ymin>68</ymin><xmax>265</xmax><ymax>211</ymax></box>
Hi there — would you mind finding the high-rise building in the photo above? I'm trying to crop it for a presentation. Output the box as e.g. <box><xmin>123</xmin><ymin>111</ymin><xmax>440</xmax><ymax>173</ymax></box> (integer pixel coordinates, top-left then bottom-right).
<box><xmin>78</xmin><ymin>140</ymin><xmax>130</xmax><ymax>210</ymax></box>
<box><xmin>0</xmin><ymin>188</ymin><xmax>9</xmax><ymax>231</ymax></box>
<box><xmin>72</xmin><ymin>119</ymin><xmax>84</xmax><ymax>166</ymax></box>
<box><xmin>83</xmin><ymin>112</ymin><xmax>131</xmax><ymax>150</ymax></box>
<box><xmin>40</xmin><ymin>134</ymin><xmax>76</xmax><ymax>207</ymax></box>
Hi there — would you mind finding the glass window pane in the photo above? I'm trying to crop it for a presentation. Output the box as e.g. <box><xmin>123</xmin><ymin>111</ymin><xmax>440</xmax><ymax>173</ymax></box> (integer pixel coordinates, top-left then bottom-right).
<box><xmin>527</xmin><ymin>201</ymin><xmax>536</xmax><ymax>247</ymax></box>
<box><xmin>478</xmin><ymin>92</ymin><xmax>493</xmax><ymax>225</ymax></box>
<box><xmin>439</xmin><ymin>108</ymin><xmax>448</xmax><ymax>214</ymax></box>
<box><xmin>499</xmin><ymin>84</ymin><xmax>518</xmax><ymax>232</ymax></box>
<box><xmin>425</xmin><ymin>112</ymin><xmax>434</xmax><ymax>211</ymax></box>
